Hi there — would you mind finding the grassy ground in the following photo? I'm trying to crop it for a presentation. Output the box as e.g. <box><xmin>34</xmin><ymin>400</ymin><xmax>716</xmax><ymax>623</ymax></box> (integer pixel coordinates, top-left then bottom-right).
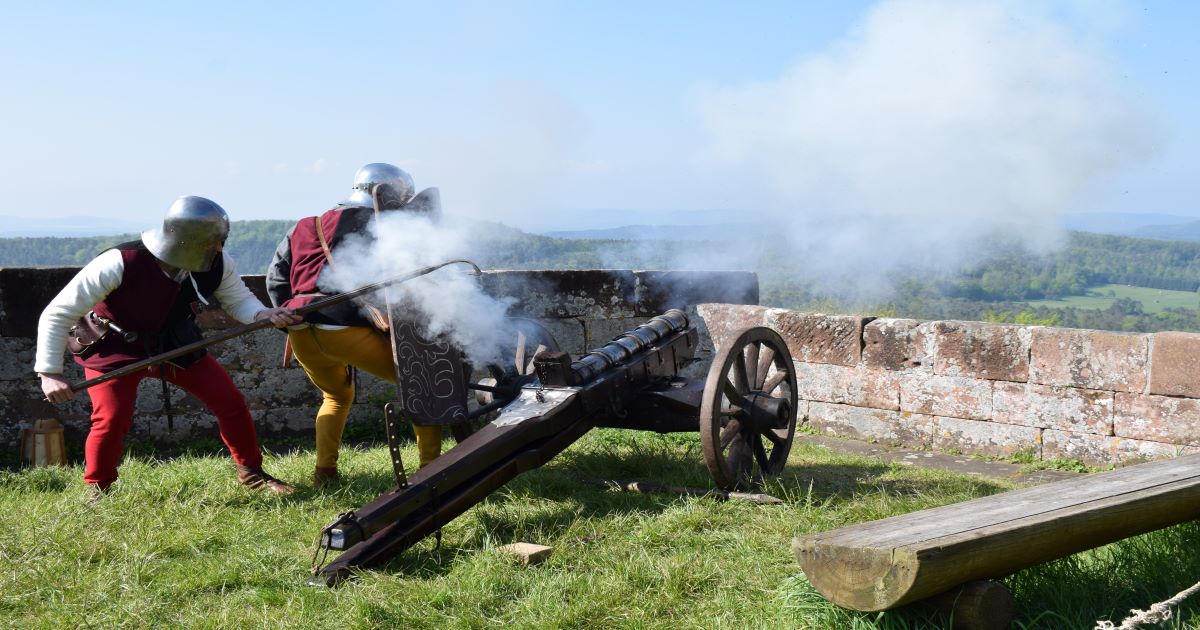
<box><xmin>3</xmin><ymin>430</ymin><xmax>1199</xmax><ymax>629</ymax></box>
<box><xmin>1025</xmin><ymin>283</ymin><xmax>1199</xmax><ymax>313</ymax></box>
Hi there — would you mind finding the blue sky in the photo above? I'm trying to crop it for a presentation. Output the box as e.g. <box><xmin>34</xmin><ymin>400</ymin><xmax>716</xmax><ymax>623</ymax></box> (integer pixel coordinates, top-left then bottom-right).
<box><xmin>0</xmin><ymin>1</ymin><xmax>1195</xmax><ymax>233</ymax></box>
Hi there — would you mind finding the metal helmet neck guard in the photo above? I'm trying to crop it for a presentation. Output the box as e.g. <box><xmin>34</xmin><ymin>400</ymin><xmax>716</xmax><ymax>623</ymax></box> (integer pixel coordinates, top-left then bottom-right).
<box><xmin>338</xmin><ymin>163</ymin><xmax>415</xmax><ymax>210</ymax></box>
<box><xmin>142</xmin><ymin>196</ymin><xmax>230</xmax><ymax>272</ymax></box>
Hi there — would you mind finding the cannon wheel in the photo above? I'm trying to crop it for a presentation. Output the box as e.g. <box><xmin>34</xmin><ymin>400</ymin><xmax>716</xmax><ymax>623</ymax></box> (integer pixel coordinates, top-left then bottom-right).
<box><xmin>451</xmin><ymin>317</ymin><xmax>560</xmax><ymax>442</ymax></box>
<box><xmin>699</xmin><ymin>326</ymin><xmax>798</xmax><ymax>490</ymax></box>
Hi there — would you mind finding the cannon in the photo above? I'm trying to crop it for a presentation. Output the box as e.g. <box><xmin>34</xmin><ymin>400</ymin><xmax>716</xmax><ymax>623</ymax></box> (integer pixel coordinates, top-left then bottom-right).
<box><xmin>310</xmin><ymin>308</ymin><xmax>800</xmax><ymax>585</ymax></box>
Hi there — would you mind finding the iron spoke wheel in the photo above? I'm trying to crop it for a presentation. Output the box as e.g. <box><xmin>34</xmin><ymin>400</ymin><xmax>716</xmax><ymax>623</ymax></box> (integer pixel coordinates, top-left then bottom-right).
<box><xmin>700</xmin><ymin>326</ymin><xmax>798</xmax><ymax>490</ymax></box>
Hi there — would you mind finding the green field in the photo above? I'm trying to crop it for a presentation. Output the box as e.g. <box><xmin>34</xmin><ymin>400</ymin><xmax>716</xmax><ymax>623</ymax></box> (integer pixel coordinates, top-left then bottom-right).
<box><xmin>3</xmin><ymin>432</ymin><xmax>1200</xmax><ymax>628</ymax></box>
<box><xmin>1026</xmin><ymin>283</ymin><xmax>1200</xmax><ymax>314</ymax></box>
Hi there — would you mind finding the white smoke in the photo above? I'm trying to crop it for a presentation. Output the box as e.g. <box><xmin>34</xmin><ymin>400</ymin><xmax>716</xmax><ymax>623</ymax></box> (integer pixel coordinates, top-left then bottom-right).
<box><xmin>324</xmin><ymin>0</ymin><xmax>1163</xmax><ymax>322</ymax></box>
<box><xmin>687</xmin><ymin>0</ymin><xmax>1160</xmax><ymax>298</ymax></box>
<box><xmin>319</xmin><ymin>208</ymin><xmax>515</xmax><ymax>365</ymax></box>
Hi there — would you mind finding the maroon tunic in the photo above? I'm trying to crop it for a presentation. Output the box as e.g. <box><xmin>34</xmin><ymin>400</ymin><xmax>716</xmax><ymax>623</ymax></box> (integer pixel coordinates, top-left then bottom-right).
<box><xmin>278</xmin><ymin>207</ymin><xmax>374</xmax><ymax>327</ymax></box>
<box><xmin>78</xmin><ymin>241</ymin><xmax>223</xmax><ymax>372</ymax></box>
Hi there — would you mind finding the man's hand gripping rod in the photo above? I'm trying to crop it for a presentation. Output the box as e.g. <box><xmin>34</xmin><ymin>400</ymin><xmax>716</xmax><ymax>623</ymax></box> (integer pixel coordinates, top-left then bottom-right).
<box><xmin>65</xmin><ymin>259</ymin><xmax>482</xmax><ymax>393</ymax></box>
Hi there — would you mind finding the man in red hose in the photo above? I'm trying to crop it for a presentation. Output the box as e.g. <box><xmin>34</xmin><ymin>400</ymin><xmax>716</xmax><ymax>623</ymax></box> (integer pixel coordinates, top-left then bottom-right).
<box><xmin>36</xmin><ymin>196</ymin><xmax>301</xmax><ymax>498</ymax></box>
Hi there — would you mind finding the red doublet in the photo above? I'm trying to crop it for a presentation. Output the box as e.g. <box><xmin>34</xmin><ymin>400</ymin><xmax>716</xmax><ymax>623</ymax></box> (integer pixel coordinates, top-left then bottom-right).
<box><xmin>280</xmin><ymin>207</ymin><xmax>374</xmax><ymax>327</ymax></box>
<box><xmin>280</xmin><ymin>208</ymin><xmax>343</xmax><ymax>311</ymax></box>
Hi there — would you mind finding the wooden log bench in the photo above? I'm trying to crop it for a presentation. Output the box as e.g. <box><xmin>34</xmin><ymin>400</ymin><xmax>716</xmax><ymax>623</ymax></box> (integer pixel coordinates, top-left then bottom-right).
<box><xmin>793</xmin><ymin>452</ymin><xmax>1200</xmax><ymax>614</ymax></box>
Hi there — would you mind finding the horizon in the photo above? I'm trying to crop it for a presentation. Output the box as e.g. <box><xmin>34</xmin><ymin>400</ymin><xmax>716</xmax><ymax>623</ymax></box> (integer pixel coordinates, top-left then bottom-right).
<box><xmin>3</xmin><ymin>210</ymin><xmax>1199</xmax><ymax>241</ymax></box>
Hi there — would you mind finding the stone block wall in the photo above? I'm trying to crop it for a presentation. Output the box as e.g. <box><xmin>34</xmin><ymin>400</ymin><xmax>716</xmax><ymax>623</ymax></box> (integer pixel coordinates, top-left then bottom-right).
<box><xmin>0</xmin><ymin>267</ymin><xmax>757</xmax><ymax>454</ymax></box>
<box><xmin>695</xmin><ymin>304</ymin><xmax>1200</xmax><ymax>466</ymax></box>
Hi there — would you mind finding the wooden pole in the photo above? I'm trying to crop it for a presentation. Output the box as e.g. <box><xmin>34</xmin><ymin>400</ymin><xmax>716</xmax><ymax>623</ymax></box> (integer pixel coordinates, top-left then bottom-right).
<box><xmin>68</xmin><ymin>259</ymin><xmax>481</xmax><ymax>393</ymax></box>
<box><xmin>793</xmin><ymin>453</ymin><xmax>1200</xmax><ymax>612</ymax></box>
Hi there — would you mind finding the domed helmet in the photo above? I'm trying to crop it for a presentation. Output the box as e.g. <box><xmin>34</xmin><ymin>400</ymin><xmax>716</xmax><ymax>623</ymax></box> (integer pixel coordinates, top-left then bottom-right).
<box><xmin>339</xmin><ymin>163</ymin><xmax>415</xmax><ymax>210</ymax></box>
<box><xmin>142</xmin><ymin>196</ymin><xmax>230</xmax><ymax>272</ymax></box>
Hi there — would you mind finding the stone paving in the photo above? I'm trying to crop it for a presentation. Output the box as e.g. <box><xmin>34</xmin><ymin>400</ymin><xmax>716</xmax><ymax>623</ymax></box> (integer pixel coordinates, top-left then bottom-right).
<box><xmin>795</xmin><ymin>433</ymin><xmax>1080</xmax><ymax>485</ymax></box>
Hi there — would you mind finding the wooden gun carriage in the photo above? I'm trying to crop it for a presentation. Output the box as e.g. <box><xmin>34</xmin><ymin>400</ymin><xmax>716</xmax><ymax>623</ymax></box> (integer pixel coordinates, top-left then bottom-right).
<box><xmin>310</xmin><ymin>308</ymin><xmax>801</xmax><ymax>585</ymax></box>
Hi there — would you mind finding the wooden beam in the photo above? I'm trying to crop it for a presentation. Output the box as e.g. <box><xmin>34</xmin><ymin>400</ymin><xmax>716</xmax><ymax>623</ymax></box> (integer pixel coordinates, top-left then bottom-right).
<box><xmin>793</xmin><ymin>453</ymin><xmax>1200</xmax><ymax>612</ymax></box>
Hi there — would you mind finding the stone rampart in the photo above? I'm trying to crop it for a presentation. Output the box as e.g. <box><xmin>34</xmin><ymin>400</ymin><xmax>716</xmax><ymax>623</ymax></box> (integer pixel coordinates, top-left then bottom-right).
<box><xmin>695</xmin><ymin>304</ymin><xmax>1200</xmax><ymax>466</ymax></box>
<box><xmin>9</xmin><ymin>267</ymin><xmax>1195</xmax><ymax>468</ymax></box>
<box><xmin>0</xmin><ymin>267</ymin><xmax>757</xmax><ymax>455</ymax></box>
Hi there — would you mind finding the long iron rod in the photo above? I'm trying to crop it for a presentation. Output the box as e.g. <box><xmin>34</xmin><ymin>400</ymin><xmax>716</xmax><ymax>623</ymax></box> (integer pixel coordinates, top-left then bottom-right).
<box><xmin>67</xmin><ymin>259</ymin><xmax>482</xmax><ymax>392</ymax></box>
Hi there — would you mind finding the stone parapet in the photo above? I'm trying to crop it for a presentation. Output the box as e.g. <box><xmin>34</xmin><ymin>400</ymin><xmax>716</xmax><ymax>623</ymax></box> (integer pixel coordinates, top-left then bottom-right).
<box><xmin>0</xmin><ymin>267</ymin><xmax>757</xmax><ymax>457</ymax></box>
<box><xmin>695</xmin><ymin>304</ymin><xmax>1200</xmax><ymax>466</ymax></box>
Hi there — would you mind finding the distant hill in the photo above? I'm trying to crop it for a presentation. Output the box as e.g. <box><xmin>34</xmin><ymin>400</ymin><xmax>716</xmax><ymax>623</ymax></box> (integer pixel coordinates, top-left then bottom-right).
<box><xmin>526</xmin><ymin>208</ymin><xmax>735</xmax><ymax>232</ymax></box>
<box><xmin>1062</xmin><ymin>213</ymin><xmax>1199</xmax><ymax>238</ymax></box>
<box><xmin>543</xmin><ymin>224</ymin><xmax>740</xmax><ymax>241</ymax></box>
<box><xmin>0</xmin><ymin>214</ymin><xmax>151</xmax><ymax>237</ymax></box>
<box><xmin>1131</xmin><ymin>220</ymin><xmax>1200</xmax><ymax>243</ymax></box>
<box><xmin>0</xmin><ymin>220</ymin><xmax>293</xmax><ymax>272</ymax></box>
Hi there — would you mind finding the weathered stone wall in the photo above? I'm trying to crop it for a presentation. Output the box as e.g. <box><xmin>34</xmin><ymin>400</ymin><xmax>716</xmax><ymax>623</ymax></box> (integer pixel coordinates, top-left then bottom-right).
<box><xmin>696</xmin><ymin>304</ymin><xmax>1200</xmax><ymax>466</ymax></box>
<box><xmin>12</xmin><ymin>267</ymin><xmax>1194</xmax><ymax>468</ymax></box>
<box><xmin>0</xmin><ymin>267</ymin><xmax>757</xmax><ymax>454</ymax></box>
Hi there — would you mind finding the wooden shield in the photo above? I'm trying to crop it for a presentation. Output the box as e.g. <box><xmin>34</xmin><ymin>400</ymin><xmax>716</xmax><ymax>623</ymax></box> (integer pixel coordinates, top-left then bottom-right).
<box><xmin>386</xmin><ymin>313</ymin><xmax>469</xmax><ymax>427</ymax></box>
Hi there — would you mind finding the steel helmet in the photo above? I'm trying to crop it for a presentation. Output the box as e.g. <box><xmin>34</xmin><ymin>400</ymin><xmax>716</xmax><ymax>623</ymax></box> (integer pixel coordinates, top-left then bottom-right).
<box><xmin>142</xmin><ymin>196</ymin><xmax>230</xmax><ymax>272</ymax></box>
<box><xmin>338</xmin><ymin>163</ymin><xmax>415</xmax><ymax>210</ymax></box>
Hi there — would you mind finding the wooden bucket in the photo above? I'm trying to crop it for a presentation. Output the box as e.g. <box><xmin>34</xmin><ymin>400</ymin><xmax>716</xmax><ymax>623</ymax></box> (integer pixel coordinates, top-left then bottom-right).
<box><xmin>20</xmin><ymin>418</ymin><xmax>67</xmax><ymax>467</ymax></box>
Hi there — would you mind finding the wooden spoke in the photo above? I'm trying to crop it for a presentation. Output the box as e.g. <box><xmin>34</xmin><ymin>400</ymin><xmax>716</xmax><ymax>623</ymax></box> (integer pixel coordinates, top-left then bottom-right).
<box><xmin>722</xmin><ymin>377</ymin><xmax>749</xmax><ymax>407</ymax></box>
<box><xmin>763</xmin><ymin>429</ymin><xmax>786</xmax><ymax>448</ymax></box>
<box><xmin>514</xmin><ymin>330</ymin><xmax>526</xmax><ymax>372</ymax></box>
<box><xmin>526</xmin><ymin>344</ymin><xmax>547</xmax><ymax>375</ymax></box>
<box><xmin>763</xmin><ymin>371</ymin><xmax>787</xmax><ymax>395</ymax></box>
<box><xmin>728</xmin><ymin>437</ymin><xmax>752</xmax><ymax>478</ymax></box>
<box><xmin>752</xmin><ymin>432</ymin><xmax>771</xmax><ymax>470</ymax></box>
<box><xmin>731</xmin><ymin>352</ymin><xmax>749</xmax><ymax>394</ymax></box>
<box><xmin>719</xmin><ymin>419</ymin><xmax>743</xmax><ymax>450</ymax></box>
<box><xmin>755</xmin><ymin>346</ymin><xmax>776</xmax><ymax>389</ymax></box>
<box><xmin>744</xmin><ymin>342</ymin><xmax>760</xmax><ymax>391</ymax></box>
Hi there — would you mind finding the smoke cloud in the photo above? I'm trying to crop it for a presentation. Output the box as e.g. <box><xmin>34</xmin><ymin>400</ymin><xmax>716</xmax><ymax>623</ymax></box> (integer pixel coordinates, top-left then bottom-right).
<box><xmin>322</xmin><ymin>0</ymin><xmax>1163</xmax><ymax>346</ymax></box>
<box><xmin>690</xmin><ymin>0</ymin><xmax>1160</xmax><ymax>298</ymax></box>
<box><xmin>320</xmin><ymin>207</ymin><xmax>516</xmax><ymax>366</ymax></box>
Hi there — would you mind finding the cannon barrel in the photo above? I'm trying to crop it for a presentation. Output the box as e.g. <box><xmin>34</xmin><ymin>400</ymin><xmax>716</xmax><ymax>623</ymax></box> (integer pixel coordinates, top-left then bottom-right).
<box><xmin>569</xmin><ymin>308</ymin><xmax>689</xmax><ymax>384</ymax></box>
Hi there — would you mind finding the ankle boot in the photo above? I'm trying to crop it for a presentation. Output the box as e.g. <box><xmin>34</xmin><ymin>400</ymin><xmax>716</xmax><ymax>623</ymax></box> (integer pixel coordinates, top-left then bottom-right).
<box><xmin>85</xmin><ymin>483</ymin><xmax>110</xmax><ymax>505</ymax></box>
<box><xmin>236</xmin><ymin>465</ymin><xmax>296</xmax><ymax>495</ymax></box>
<box><xmin>313</xmin><ymin>465</ymin><xmax>339</xmax><ymax>488</ymax></box>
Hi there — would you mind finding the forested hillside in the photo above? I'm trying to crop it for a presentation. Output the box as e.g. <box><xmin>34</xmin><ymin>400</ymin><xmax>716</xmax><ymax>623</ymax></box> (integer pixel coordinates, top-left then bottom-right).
<box><xmin>945</xmin><ymin>233</ymin><xmax>1200</xmax><ymax>299</ymax></box>
<box><xmin>0</xmin><ymin>221</ymin><xmax>293</xmax><ymax>272</ymax></box>
<box><xmin>3</xmin><ymin>222</ymin><xmax>1199</xmax><ymax>333</ymax></box>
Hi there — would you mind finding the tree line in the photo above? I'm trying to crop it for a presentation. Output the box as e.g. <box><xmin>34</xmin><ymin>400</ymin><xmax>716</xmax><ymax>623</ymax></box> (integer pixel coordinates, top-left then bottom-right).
<box><xmin>4</xmin><ymin>223</ymin><xmax>1199</xmax><ymax>334</ymax></box>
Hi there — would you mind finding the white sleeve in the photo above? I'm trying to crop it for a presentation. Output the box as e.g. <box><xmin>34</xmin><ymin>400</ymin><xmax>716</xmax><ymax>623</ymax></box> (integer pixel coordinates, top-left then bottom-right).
<box><xmin>34</xmin><ymin>249</ymin><xmax>125</xmax><ymax>374</ymax></box>
<box><xmin>211</xmin><ymin>252</ymin><xmax>266</xmax><ymax>324</ymax></box>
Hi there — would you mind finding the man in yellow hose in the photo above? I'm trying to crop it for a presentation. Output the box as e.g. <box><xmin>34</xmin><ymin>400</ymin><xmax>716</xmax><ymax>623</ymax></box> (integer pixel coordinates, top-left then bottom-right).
<box><xmin>266</xmin><ymin>163</ymin><xmax>443</xmax><ymax>486</ymax></box>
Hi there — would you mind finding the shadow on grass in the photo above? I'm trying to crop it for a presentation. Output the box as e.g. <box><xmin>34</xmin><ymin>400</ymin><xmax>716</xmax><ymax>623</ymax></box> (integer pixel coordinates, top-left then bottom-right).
<box><xmin>771</xmin><ymin>459</ymin><xmax>1008</xmax><ymax>505</ymax></box>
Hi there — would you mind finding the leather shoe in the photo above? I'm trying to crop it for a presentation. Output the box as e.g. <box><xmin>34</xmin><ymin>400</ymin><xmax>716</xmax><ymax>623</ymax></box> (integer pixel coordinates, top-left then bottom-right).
<box><xmin>85</xmin><ymin>483</ymin><xmax>110</xmax><ymax>505</ymax></box>
<box><xmin>313</xmin><ymin>465</ymin><xmax>339</xmax><ymax>488</ymax></box>
<box><xmin>236</xmin><ymin>465</ymin><xmax>296</xmax><ymax>495</ymax></box>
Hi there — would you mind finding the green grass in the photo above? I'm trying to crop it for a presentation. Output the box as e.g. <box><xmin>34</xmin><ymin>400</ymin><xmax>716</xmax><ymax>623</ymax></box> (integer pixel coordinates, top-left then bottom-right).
<box><xmin>2</xmin><ymin>431</ymin><xmax>1199</xmax><ymax>628</ymax></box>
<box><xmin>1026</xmin><ymin>283</ymin><xmax>1200</xmax><ymax>314</ymax></box>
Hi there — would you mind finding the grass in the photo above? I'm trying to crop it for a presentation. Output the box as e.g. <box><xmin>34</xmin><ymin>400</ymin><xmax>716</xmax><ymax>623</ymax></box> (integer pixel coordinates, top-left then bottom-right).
<box><xmin>2</xmin><ymin>430</ymin><xmax>1199</xmax><ymax>629</ymax></box>
<box><xmin>1025</xmin><ymin>283</ymin><xmax>1199</xmax><ymax>314</ymax></box>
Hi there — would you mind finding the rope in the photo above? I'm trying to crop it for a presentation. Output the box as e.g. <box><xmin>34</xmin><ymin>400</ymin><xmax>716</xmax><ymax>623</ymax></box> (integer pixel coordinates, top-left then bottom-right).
<box><xmin>1095</xmin><ymin>578</ymin><xmax>1200</xmax><ymax>629</ymax></box>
